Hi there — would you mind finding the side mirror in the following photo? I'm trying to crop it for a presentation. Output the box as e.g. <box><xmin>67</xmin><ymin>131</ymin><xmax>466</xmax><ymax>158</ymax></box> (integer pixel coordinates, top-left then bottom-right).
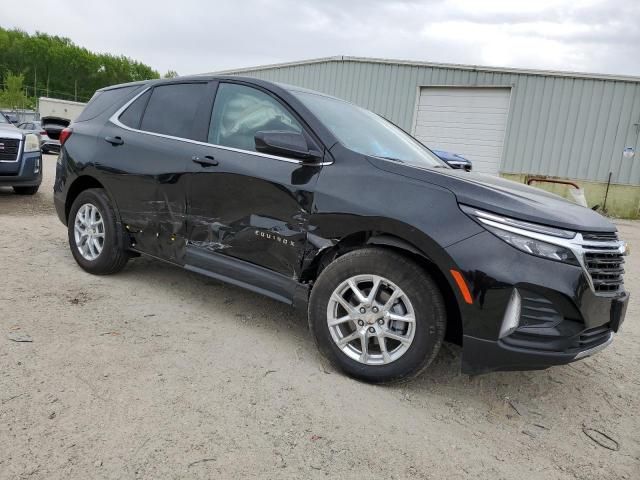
<box><xmin>255</xmin><ymin>131</ymin><xmax>321</xmax><ymax>161</ymax></box>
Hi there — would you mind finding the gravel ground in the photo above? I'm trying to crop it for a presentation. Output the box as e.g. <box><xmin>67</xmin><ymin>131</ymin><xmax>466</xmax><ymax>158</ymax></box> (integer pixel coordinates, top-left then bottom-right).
<box><xmin>1</xmin><ymin>155</ymin><xmax>638</xmax><ymax>479</ymax></box>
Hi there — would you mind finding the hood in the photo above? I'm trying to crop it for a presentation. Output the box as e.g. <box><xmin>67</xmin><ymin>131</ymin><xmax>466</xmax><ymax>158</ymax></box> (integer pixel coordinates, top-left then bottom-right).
<box><xmin>41</xmin><ymin>117</ymin><xmax>70</xmax><ymax>140</ymax></box>
<box><xmin>0</xmin><ymin>122</ymin><xmax>22</xmax><ymax>139</ymax></box>
<box><xmin>368</xmin><ymin>157</ymin><xmax>616</xmax><ymax>233</ymax></box>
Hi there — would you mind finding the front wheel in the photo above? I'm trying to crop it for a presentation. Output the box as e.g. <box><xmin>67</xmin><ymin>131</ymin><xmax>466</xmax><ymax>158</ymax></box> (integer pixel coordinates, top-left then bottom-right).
<box><xmin>67</xmin><ymin>188</ymin><xmax>129</xmax><ymax>275</ymax></box>
<box><xmin>309</xmin><ymin>248</ymin><xmax>446</xmax><ymax>383</ymax></box>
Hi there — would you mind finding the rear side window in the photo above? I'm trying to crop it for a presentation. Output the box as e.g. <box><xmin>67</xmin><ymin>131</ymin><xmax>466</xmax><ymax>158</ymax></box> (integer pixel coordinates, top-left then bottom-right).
<box><xmin>119</xmin><ymin>90</ymin><xmax>151</xmax><ymax>129</ymax></box>
<box><xmin>75</xmin><ymin>86</ymin><xmax>138</xmax><ymax>122</ymax></box>
<box><xmin>140</xmin><ymin>83</ymin><xmax>207</xmax><ymax>139</ymax></box>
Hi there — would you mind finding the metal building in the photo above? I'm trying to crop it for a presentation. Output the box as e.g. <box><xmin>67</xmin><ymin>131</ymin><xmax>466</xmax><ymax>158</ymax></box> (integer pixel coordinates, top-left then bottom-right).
<box><xmin>218</xmin><ymin>56</ymin><xmax>640</xmax><ymax>217</ymax></box>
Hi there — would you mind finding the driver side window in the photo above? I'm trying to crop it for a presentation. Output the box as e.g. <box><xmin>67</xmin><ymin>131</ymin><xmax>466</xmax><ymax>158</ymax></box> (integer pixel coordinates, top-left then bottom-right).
<box><xmin>208</xmin><ymin>83</ymin><xmax>302</xmax><ymax>152</ymax></box>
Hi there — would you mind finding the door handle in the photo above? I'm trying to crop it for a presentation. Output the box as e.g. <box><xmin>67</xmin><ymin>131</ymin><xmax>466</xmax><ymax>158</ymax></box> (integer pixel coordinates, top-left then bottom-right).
<box><xmin>104</xmin><ymin>136</ymin><xmax>124</xmax><ymax>146</ymax></box>
<box><xmin>192</xmin><ymin>155</ymin><xmax>218</xmax><ymax>167</ymax></box>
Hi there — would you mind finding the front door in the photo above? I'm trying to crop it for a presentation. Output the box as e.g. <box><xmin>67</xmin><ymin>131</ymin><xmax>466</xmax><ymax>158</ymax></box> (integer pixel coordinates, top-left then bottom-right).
<box><xmin>185</xmin><ymin>82</ymin><xmax>324</xmax><ymax>283</ymax></box>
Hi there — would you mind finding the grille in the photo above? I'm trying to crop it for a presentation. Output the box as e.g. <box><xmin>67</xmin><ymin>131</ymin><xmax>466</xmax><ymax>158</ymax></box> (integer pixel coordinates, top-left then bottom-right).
<box><xmin>581</xmin><ymin>232</ymin><xmax>625</xmax><ymax>295</ymax></box>
<box><xmin>576</xmin><ymin>325</ymin><xmax>611</xmax><ymax>350</ymax></box>
<box><xmin>519</xmin><ymin>293</ymin><xmax>562</xmax><ymax>329</ymax></box>
<box><xmin>582</xmin><ymin>232</ymin><xmax>618</xmax><ymax>242</ymax></box>
<box><xmin>0</xmin><ymin>138</ymin><xmax>20</xmax><ymax>161</ymax></box>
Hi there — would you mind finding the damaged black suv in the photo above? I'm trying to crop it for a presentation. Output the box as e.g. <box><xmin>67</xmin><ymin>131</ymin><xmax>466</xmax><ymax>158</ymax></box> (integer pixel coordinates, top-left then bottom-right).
<box><xmin>54</xmin><ymin>76</ymin><xmax>629</xmax><ymax>383</ymax></box>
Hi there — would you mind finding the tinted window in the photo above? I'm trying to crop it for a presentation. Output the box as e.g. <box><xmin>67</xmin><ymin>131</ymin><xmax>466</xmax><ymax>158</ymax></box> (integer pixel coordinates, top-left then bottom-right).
<box><xmin>119</xmin><ymin>90</ymin><xmax>151</xmax><ymax>129</ymax></box>
<box><xmin>293</xmin><ymin>91</ymin><xmax>443</xmax><ymax>169</ymax></box>
<box><xmin>140</xmin><ymin>83</ymin><xmax>206</xmax><ymax>139</ymax></box>
<box><xmin>208</xmin><ymin>83</ymin><xmax>302</xmax><ymax>152</ymax></box>
<box><xmin>75</xmin><ymin>86</ymin><xmax>138</xmax><ymax>122</ymax></box>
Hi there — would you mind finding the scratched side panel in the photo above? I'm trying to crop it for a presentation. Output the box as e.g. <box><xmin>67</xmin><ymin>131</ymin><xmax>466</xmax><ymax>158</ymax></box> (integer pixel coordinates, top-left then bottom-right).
<box><xmin>94</xmin><ymin>122</ymin><xmax>190</xmax><ymax>263</ymax></box>
<box><xmin>185</xmin><ymin>144</ymin><xmax>321</xmax><ymax>279</ymax></box>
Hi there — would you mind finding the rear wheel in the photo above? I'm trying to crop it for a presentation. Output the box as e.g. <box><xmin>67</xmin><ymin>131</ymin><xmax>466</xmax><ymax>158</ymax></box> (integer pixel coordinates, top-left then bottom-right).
<box><xmin>67</xmin><ymin>188</ymin><xmax>129</xmax><ymax>275</ymax></box>
<box><xmin>309</xmin><ymin>248</ymin><xmax>446</xmax><ymax>383</ymax></box>
<box><xmin>13</xmin><ymin>185</ymin><xmax>39</xmax><ymax>195</ymax></box>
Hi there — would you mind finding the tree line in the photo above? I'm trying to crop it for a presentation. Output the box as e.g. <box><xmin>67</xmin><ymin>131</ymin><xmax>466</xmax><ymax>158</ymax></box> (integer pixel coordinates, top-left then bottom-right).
<box><xmin>0</xmin><ymin>27</ymin><xmax>167</xmax><ymax>108</ymax></box>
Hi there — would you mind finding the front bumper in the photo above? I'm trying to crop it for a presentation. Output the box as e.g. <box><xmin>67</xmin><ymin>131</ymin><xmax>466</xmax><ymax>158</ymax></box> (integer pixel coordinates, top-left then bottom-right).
<box><xmin>446</xmin><ymin>231</ymin><xmax>629</xmax><ymax>374</ymax></box>
<box><xmin>0</xmin><ymin>151</ymin><xmax>42</xmax><ymax>187</ymax></box>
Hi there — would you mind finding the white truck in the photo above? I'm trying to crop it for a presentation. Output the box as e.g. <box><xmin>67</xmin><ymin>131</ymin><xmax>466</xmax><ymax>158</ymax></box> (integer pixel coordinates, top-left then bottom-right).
<box><xmin>37</xmin><ymin>98</ymin><xmax>87</xmax><ymax>153</ymax></box>
<box><xmin>38</xmin><ymin>97</ymin><xmax>86</xmax><ymax>123</ymax></box>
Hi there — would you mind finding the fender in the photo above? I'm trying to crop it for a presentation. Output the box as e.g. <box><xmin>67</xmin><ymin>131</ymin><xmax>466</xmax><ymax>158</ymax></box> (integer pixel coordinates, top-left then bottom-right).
<box><xmin>63</xmin><ymin>173</ymin><xmax>122</xmax><ymax>224</ymax></box>
<box><xmin>366</xmin><ymin>234</ymin><xmax>427</xmax><ymax>259</ymax></box>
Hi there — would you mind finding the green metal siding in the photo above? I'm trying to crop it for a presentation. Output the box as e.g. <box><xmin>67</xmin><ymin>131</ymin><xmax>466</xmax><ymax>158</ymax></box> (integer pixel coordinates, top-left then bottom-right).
<box><xmin>224</xmin><ymin>58</ymin><xmax>640</xmax><ymax>185</ymax></box>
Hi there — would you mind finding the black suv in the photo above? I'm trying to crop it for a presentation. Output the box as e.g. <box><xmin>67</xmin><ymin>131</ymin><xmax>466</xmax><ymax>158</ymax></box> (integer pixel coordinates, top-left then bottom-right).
<box><xmin>54</xmin><ymin>76</ymin><xmax>629</xmax><ymax>382</ymax></box>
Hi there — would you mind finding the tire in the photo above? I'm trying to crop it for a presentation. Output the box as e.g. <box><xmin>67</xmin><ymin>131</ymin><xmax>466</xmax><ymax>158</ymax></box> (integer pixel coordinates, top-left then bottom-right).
<box><xmin>13</xmin><ymin>185</ymin><xmax>39</xmax><ymax>195</ymax></box>
<box><xmin>309</xmin><ymin>248</ymin><xmax>446</xmax><ymax>383</ymax></box>
<box><xmin>67</xmin><ymin>188</ymin><xmax>129</xmax><ymax>275</ymax></box>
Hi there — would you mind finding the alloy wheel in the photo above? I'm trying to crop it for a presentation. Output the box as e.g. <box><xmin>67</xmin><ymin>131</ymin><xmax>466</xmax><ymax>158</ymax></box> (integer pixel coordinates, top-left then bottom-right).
<box><xmin>327</xmin><ymin>274</ymin><xmax>416</xmax><ymax>365</ymax></box>
<box><xmin>74</xmin><ymin>203</ymin><xmax>105</xmax><ymax>261</ymax></box>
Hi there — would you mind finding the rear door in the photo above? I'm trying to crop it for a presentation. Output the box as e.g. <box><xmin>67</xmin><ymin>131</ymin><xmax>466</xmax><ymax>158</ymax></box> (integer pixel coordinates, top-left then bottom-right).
<box><xmin>184</xmin><ymin>81</ymin><xmax>324</xmax><ymax>285</ymax></box>
<box><xmin>96</xmin><ymin>81</ymin><xmax>213</xmax><ymax>262</ymax></box>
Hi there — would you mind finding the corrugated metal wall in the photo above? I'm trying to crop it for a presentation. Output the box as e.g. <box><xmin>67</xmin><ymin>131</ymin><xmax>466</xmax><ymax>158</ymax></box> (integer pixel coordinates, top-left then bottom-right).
<box><xmin>224</xmin><ymin>58</ymin><xmax>640</xmax><ymax>185</ymax></box>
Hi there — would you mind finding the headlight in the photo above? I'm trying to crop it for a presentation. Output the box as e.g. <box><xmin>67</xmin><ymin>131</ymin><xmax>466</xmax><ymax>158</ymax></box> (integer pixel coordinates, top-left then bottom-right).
<box><xmin>485</xmin><ymin>226</ymin><xmax>579</xmax><ymax>264</ymax></box>
<box><xmin>24</xmin><ymin>134</ymin><xmax>40</xmax><ymax>153</ymax></box>
<box><xmin>461</xmin><ymin>205</ymin><xmax>580</xmax><ymax>265</ymax></box>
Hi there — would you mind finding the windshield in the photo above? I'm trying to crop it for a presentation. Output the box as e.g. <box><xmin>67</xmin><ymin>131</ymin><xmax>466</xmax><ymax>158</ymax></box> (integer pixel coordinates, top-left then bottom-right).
<box><xmin>0</xmin><ymin>113</ymin><xmax>8</xmax><ymax>124</ymax></box>
<box><xmin>293</xmin><ymin>91</ymin><xmax>446</xmax><ymax>168</ymax></box>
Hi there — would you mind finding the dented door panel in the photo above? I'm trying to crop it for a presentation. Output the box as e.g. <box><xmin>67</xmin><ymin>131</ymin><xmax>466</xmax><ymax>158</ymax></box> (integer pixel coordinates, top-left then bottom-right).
<box><xmin>95</xmin><ymin>123</ymin><xmax>190</xmax><ymax>262</ymax></box>
<box><xmin>185</xmin><ymin>145</ymin><xmax>321</xmax><ymax>279</ymax></box>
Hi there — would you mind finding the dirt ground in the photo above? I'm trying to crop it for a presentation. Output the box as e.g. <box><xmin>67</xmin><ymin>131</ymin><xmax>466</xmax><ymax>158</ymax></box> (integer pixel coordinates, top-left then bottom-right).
<box><xmin>1</xmin><ymin>155</ymin><xmax>638</xmax><ymax>480</ymax></box>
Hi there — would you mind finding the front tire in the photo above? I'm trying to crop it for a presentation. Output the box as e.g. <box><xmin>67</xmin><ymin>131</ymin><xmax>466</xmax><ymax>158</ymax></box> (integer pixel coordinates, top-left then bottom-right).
<box><xmin>67</xmin><ymin>188</ymin><xmax>129</xmax><ymax>275</ymax></box>
<box><xmin>309</xmin><ymin>248</ymin><xmax>446</xmax><ymax>383</ymax></box>
<box><xmin>13</xmin><ymin>185</ymin><xmax>39</xmax><ymax>195</ymax></box>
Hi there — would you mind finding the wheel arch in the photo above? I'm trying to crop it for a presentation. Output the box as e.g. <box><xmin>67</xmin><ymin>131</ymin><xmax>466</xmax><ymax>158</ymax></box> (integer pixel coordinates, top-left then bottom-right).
<box><xmin>302</xmin><ymin>231</ymin><xmax>463</xmax><ymax>345</ymax></box>
<box><xmin>65</xmin><ymin>175</ymin><xmax>110</xmax><ymax>222</ymax></box>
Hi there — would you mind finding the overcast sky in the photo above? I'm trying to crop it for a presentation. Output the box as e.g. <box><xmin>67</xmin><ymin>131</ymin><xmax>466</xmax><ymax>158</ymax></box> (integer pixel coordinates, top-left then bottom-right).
<box><xmin>4</xmin><ymin>0</ymin><xmax>640</xmax><ymax>77</ymax></box>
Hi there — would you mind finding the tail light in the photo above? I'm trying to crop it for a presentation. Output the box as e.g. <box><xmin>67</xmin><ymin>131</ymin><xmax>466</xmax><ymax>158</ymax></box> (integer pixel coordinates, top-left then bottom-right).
<box><xmin>59</xmin><ymin>127</ymin><xmax>73</xmax><ymax>146</ymax></box>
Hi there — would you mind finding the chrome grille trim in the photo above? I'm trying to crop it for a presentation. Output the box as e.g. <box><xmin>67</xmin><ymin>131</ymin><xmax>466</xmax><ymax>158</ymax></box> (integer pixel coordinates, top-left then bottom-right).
<box><xmin>571</xmin><ymin>233</ymin><xmax>626</xmax><ymax>296</ymax></box>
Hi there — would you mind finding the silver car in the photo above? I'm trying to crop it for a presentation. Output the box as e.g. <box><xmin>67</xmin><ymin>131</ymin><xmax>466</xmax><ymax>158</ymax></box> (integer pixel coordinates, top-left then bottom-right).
<box><xmin>17</xmin><ymin>121</ymin><xmax>60</xmax><ymax>154</ymax></box>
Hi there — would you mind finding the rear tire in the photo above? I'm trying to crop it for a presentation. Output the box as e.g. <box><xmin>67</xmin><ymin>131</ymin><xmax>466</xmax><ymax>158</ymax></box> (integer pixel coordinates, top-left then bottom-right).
<box><xmin>309</xmin><ymin>248</ymin><xmax>446</xmax><ymax>383</ymax></box>
<box><xmin>13</xmin><ymin>185</ymin><xmax>39</xmax><ymax>195</ymax></box>
<box><xmin>67</xmin><ymin>188</ymin><xmax>129</xmax><ymax>275</ymax></box>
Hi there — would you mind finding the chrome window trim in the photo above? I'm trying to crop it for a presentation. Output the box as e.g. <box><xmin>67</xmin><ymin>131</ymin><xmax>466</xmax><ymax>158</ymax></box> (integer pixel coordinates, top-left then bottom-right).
<box><xmin>464</xmin><ymin>206</ymin><xmax>627</xmax><ymax>296</ymax></box>
<box><xmin>0</xmin><ymin>137</ymin><xmax>23</xmax><ymax>163</ymax></box>
<box><xmin>108</xmin><ymin>86</ymin><xmax>332</xmax><ymax>166</ymax></box>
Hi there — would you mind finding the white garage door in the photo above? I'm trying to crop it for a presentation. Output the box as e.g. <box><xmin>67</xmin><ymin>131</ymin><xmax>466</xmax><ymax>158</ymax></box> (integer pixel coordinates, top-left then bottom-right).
<box><xmin>413</xmin><ymin>87</ymin><xmax>511</xmax><ymax>175</ymax></box>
